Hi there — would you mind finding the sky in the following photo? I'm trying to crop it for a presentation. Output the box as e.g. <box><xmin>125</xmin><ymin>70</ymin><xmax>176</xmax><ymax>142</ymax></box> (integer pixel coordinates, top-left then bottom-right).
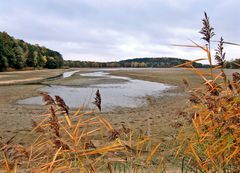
<box><xmin>0</xmin><ymin>0</ymin><xmax>239</xmax><ymax>63</ymax></box>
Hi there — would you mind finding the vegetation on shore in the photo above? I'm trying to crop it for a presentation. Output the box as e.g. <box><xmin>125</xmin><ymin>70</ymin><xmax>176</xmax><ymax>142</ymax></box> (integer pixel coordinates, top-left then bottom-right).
<box><xmin>1</xmin><ymin>31</ymin><xmax>239</xmax><ymax>72</ymax></box>
<box><xmin>0</xmin><ymin>12</ymin><xmax>239</xmax><ymax>172</ymax></box>
<box><xmin>224</xmin><ymin>58</ymin><xmax>240</xmax><ymax>69</ymax></box>
<box><xmin>64</xmin><ymin>57</ymin><xmax>210</xmax><ymax>68</ymax></box>
<box><xmin>1</xmin><ymin>92</ymin><xmax>164</xmax><ymax>172</ymax></box>
<box><xmin>174</xmin><ymin>12</ymin><xmax>240</xmax><ymax>172</ymax></box>
<box><xmin>0</xmin><ymin>32</ymin><xmax>64</xmax><ymax>72</ymax></box>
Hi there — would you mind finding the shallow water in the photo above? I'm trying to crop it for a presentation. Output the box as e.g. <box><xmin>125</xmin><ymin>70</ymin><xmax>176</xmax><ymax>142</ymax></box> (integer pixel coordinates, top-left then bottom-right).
<box><xmin>18</xmin><ymin>70</ymin><xmax>173</xmax><ymax>111</ymax></box>
<box><xmin>62</xmin><ymin>70</ymin><xmax>80</xmax><ymax>78</ymax></box>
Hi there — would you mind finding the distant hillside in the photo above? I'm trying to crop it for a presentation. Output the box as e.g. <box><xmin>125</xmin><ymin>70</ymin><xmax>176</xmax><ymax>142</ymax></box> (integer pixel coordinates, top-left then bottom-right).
<box><xmin>64</xmin><ymin>57</ymin><xmax>210</xmax><ymax>68</ymax></box>
<box><xmin>0</xmin><ymin>31</ymin><xmax>63</xmax><ymax>71</ymax></box>
<box><xmin>119</xmin><ymin>57</ymin><xmax>209</xmax><ymax>68</ymax></box>
<box><xmin>223</xmin><ymin>58</ymin><xmax>240</xmax><ymax>69</ymax></box>
<box><xmin>0</xmin><ymin>31</ymin><xmax>211</xmax><ymax>71</ymax></box>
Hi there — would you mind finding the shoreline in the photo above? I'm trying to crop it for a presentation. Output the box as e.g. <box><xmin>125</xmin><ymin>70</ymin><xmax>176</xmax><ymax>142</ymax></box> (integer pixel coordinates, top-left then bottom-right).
<box><xmin>1</xmin><ymin>68</ymin><xmax>239</xmax><ymax>146</ymax></box>
<box><xmin>0</xmin><ymin>69</ymin><xmax>182</xmax><ymax>144</ymax></box>
<box><xmin>17</xmin><ymin>69</ymin><xmax>176</xmax><ymax>112</ymax></box>
<box><xmin>0</xmin><ymin>69</ymin><xmax>68</xmax><ymax>86</ymax></box>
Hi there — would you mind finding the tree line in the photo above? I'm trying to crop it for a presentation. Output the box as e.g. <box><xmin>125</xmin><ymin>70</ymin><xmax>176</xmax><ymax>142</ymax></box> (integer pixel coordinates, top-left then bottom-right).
<box><xmin>223</xmin><ymin>59</ymin><xmax>240</xmax><ymax>69</ymax></box>
<box><xmin>64</xmin><ymin>57</ymin><xmax>210</xmax><ymax>68</ymax></box>
<box><xmin>64</xmin><ymin>57</ymin><xmax>240</xmax><ymax>69</ymax></box>
<box><xmin>0</xmin><ymin>31</ymin><xmax>64</xmax><ymax>71</ymax></box>
<box><xmin>1</xmin><ymin>31</ymin><xmax>239</xmax><ymax>71</ymax></box>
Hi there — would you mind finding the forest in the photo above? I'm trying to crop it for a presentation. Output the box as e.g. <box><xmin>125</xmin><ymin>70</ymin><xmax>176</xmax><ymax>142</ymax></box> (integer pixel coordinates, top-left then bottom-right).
<box><xmin>1</xmin><ymin>31</ymin><xmax>239</xmax><ymax>71</ymax></box>
<box><xmin>64</xmin><ymin>56</ymin><xmax>240</xmax><ymax>69</ymax></box>
<box><xmin>0</xmin><ymin>31</ymin><xmax>64</xmax><ymax>71</ymax></box>
<box><xmin>64</xmin><ymin>57</ymin><xmax>210</xmax><ymax>68</ymax></box>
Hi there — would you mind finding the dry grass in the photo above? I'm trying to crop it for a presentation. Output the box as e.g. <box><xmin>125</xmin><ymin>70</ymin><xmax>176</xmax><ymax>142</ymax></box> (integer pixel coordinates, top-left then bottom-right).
<box><xmin>1</xmin><ymin>91</ymin><xmax>164</xmax><ymax>172</ymax></box>
<box><xmin>174</xmin><ymin>12</ymin><xmax>240</xmax><ymax>172</ymax></box>
<box><xmin>0</xmin><ymin>12</ymin><xmax>239</xmax><ymax>172</ymax></box>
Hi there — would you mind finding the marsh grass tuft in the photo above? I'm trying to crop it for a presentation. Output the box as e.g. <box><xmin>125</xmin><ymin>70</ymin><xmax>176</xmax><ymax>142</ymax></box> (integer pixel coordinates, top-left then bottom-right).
<box><xmin>93</xmin><ymin>89</ymin><xmax>102</xmax><ymax>112</ymax></box>
<box><xmin>1</xmin><ymin>91</ymin><xmax>163</xmax><ymax>172</ymax></box>
<box><xmin>1</xmin><ymin>11</ymin><xmax>239</xmax><ymax>173</ymax></box>
<box><xmin>200</xmin><ymin>12</ymin><xmax>215</xmax><ymax>43</ymax></box>
<box><xmin>175</xmin><ymin>12</ymin><xmax>240</xmax><ymax>172</ymax></box>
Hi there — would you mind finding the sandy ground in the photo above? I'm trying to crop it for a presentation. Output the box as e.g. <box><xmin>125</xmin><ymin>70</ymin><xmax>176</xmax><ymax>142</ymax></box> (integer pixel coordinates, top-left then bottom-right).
<box><xmin>0</xmin><ymin>69</ymin><xmax>69</xmax><ymax>145</ymax></box>
<box><xmin>0</xmin><ymin>69</ymin><xmax>67</xmax><ymax>85</ymax></box>
<box><xmin>0</xmin><ymin>68</ymin><xmax>239</xmax><ymax>149</ymax></box>
<box><xmin>46</xmin><ymin>70</ymin><xmax>128</xmax><ymax>86</ymax></box>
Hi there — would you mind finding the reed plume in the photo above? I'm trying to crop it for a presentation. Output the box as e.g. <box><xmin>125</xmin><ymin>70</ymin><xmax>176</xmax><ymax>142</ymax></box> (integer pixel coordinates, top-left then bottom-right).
<box><xmin>0</xmin><ymin>91</ymin><xmax>162</xmax><ymax>172</ymax></box>
<box><xmin>93</xmin><ymin>89</ymin><xmax>101</xmax><ymax>111</ymax></box>
<box><xmin>40</xmin><ymin>92</ymin><xmax>55</xmax><ymax>105</ymax></box>
<box><xmin>199</xmin><ymin>12</ymin><xmax>215</xmax><ymax>43</ymax></box>
<box><xmin>215</xmin><ymin>37</ymin><xmax>226</xmax><ymax>66</ymax></box>
<box><xmin>175</xmin><ymin>12</ymin><xmax>240</xmax><ymax>172</ymax></box>
<box><xmin>55</xmin><ymin>95</ymin><xmax>69</xmax><ymax>115</ymax></box>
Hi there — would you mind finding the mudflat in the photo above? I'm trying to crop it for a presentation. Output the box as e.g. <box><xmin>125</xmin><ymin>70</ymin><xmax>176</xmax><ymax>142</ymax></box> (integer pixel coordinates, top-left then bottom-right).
<box><xmin>0</xmin><ymin>69</ymin><xmax>67</xmax><ymax>85</ymax></box>
<box><xmin>0</xmin><ymin>69</ymin><xmax>67</xmax><ymax>145</ymax></box>
<box><xmin>0</xmin><ymin>68</ymin><xmax>239</xmax><ymax>147</ymax></box>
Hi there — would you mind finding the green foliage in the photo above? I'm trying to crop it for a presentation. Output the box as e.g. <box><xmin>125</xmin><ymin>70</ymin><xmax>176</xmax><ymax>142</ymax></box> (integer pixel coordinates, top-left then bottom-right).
<box><xmin>64</xmin><ymin>57</ymin><xmax>209</xmax><ymax>68</ymax></box>
<box><xmin>0</xmin><ymin>31</ymin><xmax>63</xmax><ymax>71</ymax></box>
<box><xmin>45</xmin><ymin>56</ymin><xmax>62</xmax><ymax>69</ymax></box>
<box><xmin>119</xmin><ymin>57</ymin><xmax>208</xmax><ymax>68</ymax></box>
<box><xmin>224</xmin><ymin>58</ymin><xmax>240</xmax><ymax>69</ymax></box>
<box><xmin>13</xmin><ymin>45</ymin><xmax>25</xmax><ymax>69</ymax></box>
<box><xmin>0</xmin><ymin>34</ymin><xmax>9</xmax><ymax>71</ymax></box>
<box><xmin>0</xmin><ymin>55</ymin><xmax>8</xmax><ymax>71</ymax></box>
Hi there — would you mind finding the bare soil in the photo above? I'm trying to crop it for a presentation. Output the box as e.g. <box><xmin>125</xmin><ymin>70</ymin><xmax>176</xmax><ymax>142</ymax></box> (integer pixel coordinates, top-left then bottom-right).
<box><xmin>0</xmin><ymin>68</ymin><xmax>239</xmax><ymax>149</ymax></box>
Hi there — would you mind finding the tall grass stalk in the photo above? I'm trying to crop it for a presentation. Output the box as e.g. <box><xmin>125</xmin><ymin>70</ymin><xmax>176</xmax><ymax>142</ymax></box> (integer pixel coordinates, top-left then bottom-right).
<box><xmin>175</xmin><ymin>12</ymin><xmax>240</xmax><ymax>172</ymax></box>
<box><xmin>0</xmin><ymin>91</ymin><xmax>163</xmax><ymax>172</ymax></box>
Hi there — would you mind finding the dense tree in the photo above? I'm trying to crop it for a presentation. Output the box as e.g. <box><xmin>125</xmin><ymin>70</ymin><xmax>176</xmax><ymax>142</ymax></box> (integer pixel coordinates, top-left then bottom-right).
<box><xmin>2</xmin><ymin>31</ymin><xmax>238</xmax><ymax>71</ymax></box>
<box><xmin>0</xmin><ymin>55</ymin><xmax>8</xmax><ymax>71</ymax></box>
<box><xmin>0</xmin><ymin>31</ymin><xmax>63</xmax><ymax>71</ymax></box>
<box><xmin>13</xmin><ymin>45</ymin><xmax>25</xmax><ymax>69</ymax></box>
<box><xmin>64</xmin><ymin>58</ymin><xmax>210</xmax><ymax>68</ymax></box>
<box><xmin>224</xmin><ymin>59</ymin><xmax>240</xmax><ymax>69</ymax></box>
<box><xmin>1</xmin><ymin>32</ymin><xmax>16</xmax><ymax>68</ymax></box>
<box><xmin>26</xmin><ymin>46</ymin><xmax>36</xmax><ymax>67</ymax></box>
<box><xmin>0</xmin><ymin>34</ymin><xmax>8</xmax><ymax>71</ymax></box>
<box><xmin>45</xmin><ymin>56</ymin><xmax>63</xmax><ymax>69</ymax></box>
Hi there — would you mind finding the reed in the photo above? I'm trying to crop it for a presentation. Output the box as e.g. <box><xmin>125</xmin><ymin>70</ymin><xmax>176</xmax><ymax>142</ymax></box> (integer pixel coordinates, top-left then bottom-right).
<box><xmin>175</xmin><ymin>12</ymin><xmax>240</xmax><ymax>172</ymax></box>
<box><xmin>1</xmin><ymin>12</ymin><xmax>239</xmax><ymax>173</ymax></box>
<box><xmin>1</xmin><ymin>91</ymin><xmax>163</xmax><ymax>172</ymax></box>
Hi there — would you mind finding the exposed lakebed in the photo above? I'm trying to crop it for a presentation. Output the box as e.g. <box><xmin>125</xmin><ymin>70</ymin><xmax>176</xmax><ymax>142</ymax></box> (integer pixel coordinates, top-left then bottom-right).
<box><xmin>18</xmin><ymin>70</ymin><xmax>173</xmax><ymax>111</ymax></box>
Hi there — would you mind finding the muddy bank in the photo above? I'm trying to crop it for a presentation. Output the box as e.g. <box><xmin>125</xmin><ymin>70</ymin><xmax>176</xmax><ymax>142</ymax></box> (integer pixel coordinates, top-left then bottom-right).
<box><xmin>0</xmin><ymin>68</ymin><xmax>191</xmax><ymax>146</ymax></box>
<box><xmin>45</xmin><ymin>71</ymin><xmax>128</xmax><ymax>87</ymax></box>
<box><xmin>0</xmin><ymin>69</ymin><xmax>68</xmax><ymax>86</ymax></box>
<box><xmin>0</xmin><ymin>69</ymin><xmax>71</xmax><ymax>144</ymax></box>
<box><xmin>20</xmin><ymin>71</ymin><xmax>173</xmax><ymax>111</ymax></box>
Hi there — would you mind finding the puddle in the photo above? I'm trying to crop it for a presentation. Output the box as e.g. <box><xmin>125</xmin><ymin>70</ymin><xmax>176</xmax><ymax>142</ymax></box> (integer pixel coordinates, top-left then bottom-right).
<box><xmin>18</xmin><ymin>70</ymin><xmax>173</xmax><ymax>111</ymax></box>
<box><xmin>62</xmin><ymin>70</ymin><xmax>80</xmax><ymax>78</ymax></box>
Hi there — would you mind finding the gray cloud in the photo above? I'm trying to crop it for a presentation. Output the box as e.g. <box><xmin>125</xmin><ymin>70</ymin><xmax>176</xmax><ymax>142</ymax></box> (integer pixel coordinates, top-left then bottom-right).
<box><xmin>0</xmin><ymin>0</ymin><xmax>239</xmax><ymax>62</ymax></box>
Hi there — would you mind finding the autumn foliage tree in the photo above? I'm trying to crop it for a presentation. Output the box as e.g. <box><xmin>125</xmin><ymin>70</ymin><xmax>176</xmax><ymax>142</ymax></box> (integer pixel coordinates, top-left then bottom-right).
<box><xmin>0</xmin><ymin>31</ymin><xmax>63</xmax><ymax>71</ymax></box>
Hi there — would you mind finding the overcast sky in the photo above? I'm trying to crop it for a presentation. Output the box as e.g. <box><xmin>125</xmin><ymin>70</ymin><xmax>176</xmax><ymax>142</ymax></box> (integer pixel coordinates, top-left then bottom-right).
<box><xmin>0</xmin><ymin>0</ymin><xmax>239</xmax><ymax>62</ymax></box>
